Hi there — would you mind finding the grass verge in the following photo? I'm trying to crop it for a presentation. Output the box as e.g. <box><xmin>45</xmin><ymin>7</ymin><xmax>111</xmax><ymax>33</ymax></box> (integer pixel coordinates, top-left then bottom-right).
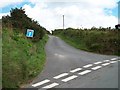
<box><xmin>2</xmin><ymin>28</ymin><xmax>48</xmax><ymax>88</ymax></box>
<box><xmin>54</xmin><ymin>29</ymin><xmax>120</xmax><ymax>56</ymax></box>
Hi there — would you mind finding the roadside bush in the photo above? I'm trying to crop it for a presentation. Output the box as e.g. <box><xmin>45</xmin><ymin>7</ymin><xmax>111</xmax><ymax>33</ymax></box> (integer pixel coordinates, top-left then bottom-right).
<box><xmin>53</xmin><ymin>28</ymin><xmax>120</xmax><ymax>56</ymax></box>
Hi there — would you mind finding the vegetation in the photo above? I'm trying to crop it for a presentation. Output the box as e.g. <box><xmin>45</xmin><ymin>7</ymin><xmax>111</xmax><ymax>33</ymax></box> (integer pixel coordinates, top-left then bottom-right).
<box><xmin>3</xmin><ymin>28</ymin><xmax>48</xmax><ymax>88</ymax></box>
<box><xmin>53</xmin><ymin>28</ymin><xmax>120</xmax><ymax>56</ymax></box>
<box><xmin>2</xmin><ymin>7</ymin><xmax>47</xmax><ymax>42</ymax></box>
<box><xmin>2</xmin><ymin>7</ymin><xmax>49</xmax><ymax>88</ymax></box>
<box><xmin>0</xmin><ymin>38</ymin><xmax>1</xmax><ymax>89</ymax></box>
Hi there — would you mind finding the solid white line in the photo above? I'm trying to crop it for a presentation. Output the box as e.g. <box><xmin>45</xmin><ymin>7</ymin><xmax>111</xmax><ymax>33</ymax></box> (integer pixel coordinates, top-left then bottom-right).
<box><xmin>61</xmin><ymin>75</ymin><xmax>78</xmax><ymax>82</ymax></box>
<box><xmin>102</xmin><ymin>63</ymin><xmax>110</xmax><ymax>66</ymax></box>
<box><xmin>53</xmin><ymin>73</ymin><xmax>69</xmax><ymax>79</ymax></box>
<box><xmin>103</xmin><ymin>60</ymin><xmax>110</xmax><ymax>62</ymax></box>
<box><xmin>111</xmin><ymin>58</ymin><xmax>118</xmax><ymax>60</ymax></box>
<box><xmin>78</xmin><ymin>70</ymin><xmax>91</xmax><ymax>75</ymax></box>
<box><xmin>110</xmin><ymin>61</ymin><xmax>117</xmax><ymax>63</ymax></box>
<box><xmin>32</xmin><ymin>79</ymin><xmax>50</xmax><ymax>87</ymax></box>
<box><xmin>83</xmin><ymin>64</ymin><xmax>93</xmax><ymax>68</ymax></box>
<box><xmin>42</xmin><ymin>83</ymin><xmax>59</xmax><ymax>88</ymax></box>
<box><xmin>70</xmin><ymin>68</ymin><xmax>82</xmax><ymax>73</ymax></box>
<box><xmin>91</xmin><ymin>66</ymin><xmax>102</xmax><ymax>70</ymax></box>
<box><xmin>94</xmin><ymin>62</ymin><xmax>102</xmax><ymax>65</ymax></box>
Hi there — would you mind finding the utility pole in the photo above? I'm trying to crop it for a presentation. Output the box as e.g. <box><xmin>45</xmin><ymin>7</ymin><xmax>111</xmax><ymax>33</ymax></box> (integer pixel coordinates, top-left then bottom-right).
<box><xmin>63</xmin><ymin>15</ymin><xmax>64</xmax><ymax>30</ymax></box>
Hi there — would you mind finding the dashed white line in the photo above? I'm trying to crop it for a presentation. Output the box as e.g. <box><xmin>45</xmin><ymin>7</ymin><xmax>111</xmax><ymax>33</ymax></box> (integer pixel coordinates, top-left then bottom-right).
<box><xmin>102</xmin><ymin>63</ymin><xmax>110</xmax><ymax>66</ymax></box>
<box><xmin>91</xmin><ymin>66</ymin><xmax>102</xmax><ymax>70</ymax></box>
<box><xmin>32</xmin><ymin>79</ymin><xmax>50</xmax><ymax>87</ymax></box>
<box><xmin>42</xmin><ymin>83</ymin><xmax>59</xmax><ymax>89</ymax></box>
<box><xmin>110</xmin><ymin>61</ymin><xmax>117</xmax><ymax>63</ymax></box>
<box><xmin>83</xmin><ymin>64</ymin><xmax>93</xmax><ymax>68</ymax></box>
<box><xmin>61</xmin><ymin>75</ymin><xmax>78</xmax><ymax>82</ymax></box>
<box><xmin>78</xmin><ymin>70</ymin><xmax>91</xmax><ymax>75</ymax></box>
<box><xmin>94</xmin><ymin>61</ymin><xmax>102</xmax><ymax>65</ymax></box>
<box><xmin>70</xmin><ymin>68</ymin><xmax>82</xmax><ymax>73</ymax></box>
<box><xmin>111</xmin><ymin>58</ymin><xmax>118</xmax><ymax>60</ymax></box>
<box><xmin>103</xmin><ymin>60</ymin><xmax>110</xmax><ymax>62</ymax></box>
<box><xmin>53</xmin><ymin>73</ymin><xmax>69</xmax><ymax>79</ymax></box>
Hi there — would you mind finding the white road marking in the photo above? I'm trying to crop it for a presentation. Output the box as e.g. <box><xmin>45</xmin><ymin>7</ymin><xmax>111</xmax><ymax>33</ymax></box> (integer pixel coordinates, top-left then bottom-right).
<box><xmin>103</xmin><ymin>60</ymin><xmax>110</xmax><ymax>62</ymax></box>
<box><xmin>54</xmin><ymin>53</ymin><xmax>65</xmax><ymax>58</ymax></box>
<box><xmin>83</xmin><ymin>64</ymin><xmax>93</xmax><ymax>68</ymax></box>
<box><xmin>110</xmin><ymin>61</ymin><xmax>117</xmax><ymax>63</ymax></box>
<box><xmin>61</xmin><ymin>75</ymin><xmax>78</xmax><ymax>82</ymax></box>
<box><xmin>53</xmin><ymin>73</ymin><xmax>69</xmax><ymax>79</ymax></box>
<box><xmin>94</xmin><ymin>61</ymin><xmax>102</xmax><ymax>65</ymax></box>
<box><xmin>102</xmin><ymin>63</ymin><xmax>110</xmax><ymax>66</ymax></box>
<box><xmin>78</xmin><ymin>70</ymin><xmax>91</xmax><ymax>75</ymax></box>
<box><xmin>70</xmin><ymin>68</ymin><xmax>82</xmax><ymax>73</ymax></box>
<box><xmin>91</xmin><ymin>66</ymin><xmax>102</xmax><ymax>70</ymax></box>
<box><xmin>32</xmin><ymin>79</ymin><xmax>50</xmax><ymax>87</ymax></box>
<box><xmin>111</xmin><ymin>58</ymin><xmax>118</xmax><ymax>60</ymax></box>
<box><xmin>42</xmin><ymin>83</ymin><xmax>59</xmax><ymax>89</ymax></box>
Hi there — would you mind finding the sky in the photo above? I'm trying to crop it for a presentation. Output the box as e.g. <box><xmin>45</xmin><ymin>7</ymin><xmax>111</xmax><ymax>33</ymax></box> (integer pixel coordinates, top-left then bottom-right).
<box><xmin>0</xmin><ymin>0</ymin><xmax>119</xmax><ymax>32</ymax></box>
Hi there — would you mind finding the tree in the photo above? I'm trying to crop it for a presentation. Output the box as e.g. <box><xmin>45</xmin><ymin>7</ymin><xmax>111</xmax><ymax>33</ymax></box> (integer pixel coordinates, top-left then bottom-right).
<box><xmin>3</xmin><ymin>7</ymin><xmax>47</xmax><ymax>41</ymax></box>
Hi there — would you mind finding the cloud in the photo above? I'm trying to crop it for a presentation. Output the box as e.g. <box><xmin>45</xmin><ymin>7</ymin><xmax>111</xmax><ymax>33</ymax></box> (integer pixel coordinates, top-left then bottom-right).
<box><xmin>0</xmin><ymin>12</ymin><xmax>10</xmax><ymax>19</ymax></box>
<box><xmin>1</xmin><ymin>0</ymin><xmax>118</xmax><ymax>32</ymax></box>
<box><xmin>22</xmin><ymin>0</ymin><xmax>118</xmax><ymax>32</ymax></box>
<box><xmin>0</xmin><ymin>0</ymin><xmax>24</xmax><ymax>8</ymax></box>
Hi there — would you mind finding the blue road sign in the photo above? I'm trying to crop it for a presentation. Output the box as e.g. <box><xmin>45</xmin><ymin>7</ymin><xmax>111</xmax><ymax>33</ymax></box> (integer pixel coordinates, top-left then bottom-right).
<box><xmin>26</xmin><ymin>29</ymin><xmax>34</xmax><ymax>37</ymax></box>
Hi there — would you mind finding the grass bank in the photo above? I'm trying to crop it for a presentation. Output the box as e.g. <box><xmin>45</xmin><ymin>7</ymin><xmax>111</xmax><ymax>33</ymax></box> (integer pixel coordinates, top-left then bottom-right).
<box><xmin>0</xmin><ymin>38</ymin><xmax>2</xmax><ymax>89</ymax></box>
<box><xmin>53</xmin><ymin>29</ymin><xmax>120</xmax><ymax>56</ymax></box>
<box><xmin>2</xmin><ymin>28</ymin><xmax>48</xmax><ymax>88</ymax></box>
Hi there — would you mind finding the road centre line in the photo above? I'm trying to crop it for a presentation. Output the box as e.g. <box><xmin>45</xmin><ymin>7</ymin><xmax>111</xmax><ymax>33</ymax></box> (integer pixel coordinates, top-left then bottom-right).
<box><xmin>94</xmin><ymin>61</ymin><xmax>102</xmax><ymax>65</ymax></box>
<box><xmin>32</xmin><ymin>79</ymin><xmax>50</xmax><ymax>87</ymax></box>
<box><xmin>103</xmin><ymin>60</ymin><xmax>110</xmax><ymax>62</ymax></box>
<box><xmin>111</xmin><ymin>58</ymin><xmax>118</xmax><ymax>60</ymax></box>
<box><xmin>61</xmin><ymin>75</ymin><xmax>78</xmax><ymax>82</ymax></box>
<box><xmin>83</xmin><ymin>64</ymin><xmax>93</xmax><ymax>68</ymax></box>
<box><xmin>70</xmin><ymin>68</ymin><xmax>82</xmax><ymax>73</ymax></box>
<box><xmin>110</xmin><ymin>61</ymin><xmax>117</xmax><ymax>63</ymax></box>
<box><xmin>102</xmin><ymin>63</ymin><xmax>110</xmax><ymax>66</ymax></box>
<box><xmin>42</xmin><ymin>83</ymin><xmax>59</xmax><ymax>89</ymax></box>
<box><xmin>32</xmin><ymin>58</ymin><xmax>120</xmax><ymax>88</ymax></box>
<box><xmin>91</xmin><ymin>66</ymin><xmax>102</xmax><ymax>70</ymax></box>
<box><xmin>53</xmin><ymin>73</ymin><xmax>69</xmax><ymax>79</ymax></box>
<box><xmin>78</xmin><ymin>70</ymin><xmax>91</xmax><ymax>75</ymax></box>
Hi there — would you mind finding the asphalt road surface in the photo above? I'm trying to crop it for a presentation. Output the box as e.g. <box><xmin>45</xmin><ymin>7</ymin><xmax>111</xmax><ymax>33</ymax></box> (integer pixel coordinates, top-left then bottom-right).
<box><xmin>27</xmin><ymin>35</ymin><xmax>119</xmax><ymax>90</ymax></box>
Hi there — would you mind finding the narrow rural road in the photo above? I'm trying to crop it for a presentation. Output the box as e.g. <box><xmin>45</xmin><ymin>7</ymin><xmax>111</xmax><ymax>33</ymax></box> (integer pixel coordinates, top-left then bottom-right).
<box><xmin>28</xmin><ymin>35</ymin><xmax>119</xmax><ymax>90</ymax></box>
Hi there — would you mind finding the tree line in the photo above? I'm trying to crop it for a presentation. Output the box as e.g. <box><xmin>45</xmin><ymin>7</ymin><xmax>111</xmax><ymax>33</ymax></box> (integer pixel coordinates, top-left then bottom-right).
<box><xmin>2</xmin><ymin>7</ymin><xmax>49</xmax><ymax>42</ymax></box>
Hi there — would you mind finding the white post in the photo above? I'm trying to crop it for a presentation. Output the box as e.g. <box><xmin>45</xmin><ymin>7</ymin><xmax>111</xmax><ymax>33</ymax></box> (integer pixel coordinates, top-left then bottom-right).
<box><xmin>63</xmin><ymin>15</ymin><xmax>64</xmax><ymax>30</ymax></box>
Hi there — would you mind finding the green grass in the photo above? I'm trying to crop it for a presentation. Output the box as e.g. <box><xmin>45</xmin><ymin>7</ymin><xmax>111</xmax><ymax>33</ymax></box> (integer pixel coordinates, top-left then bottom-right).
<box><xmin>0</xmin><ymin>38</ymin><xmax>2</xmax><ymax>88</ymax></box>
<box><xmin>54</xmin><ymin>29</ymin><xmax>120</xmax><ymax>56</ymax></box>
<box><xmin>58</xmin><ymin>35</ymin><xmax>89</xmax><ymax>51</ymax></box>
<box><xmin>2</xmin><ymin>28</ymin><xmax>49</xmax><ymax>88</ymax></box>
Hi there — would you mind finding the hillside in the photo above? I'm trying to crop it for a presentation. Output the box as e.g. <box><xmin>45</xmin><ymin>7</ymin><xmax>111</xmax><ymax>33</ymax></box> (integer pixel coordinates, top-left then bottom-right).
<box><xmin>53</xmin><ymin>28</ymin><xmax>120</xmax><ymax>56</ymax></box>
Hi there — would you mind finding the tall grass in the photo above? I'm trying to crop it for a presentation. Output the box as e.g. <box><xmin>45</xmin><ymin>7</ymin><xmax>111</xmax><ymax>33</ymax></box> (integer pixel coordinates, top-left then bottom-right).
<box><xmin>2</xmin><ymin>28</ymin><xmax>48</xmax><ymax>88</ymax></box>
